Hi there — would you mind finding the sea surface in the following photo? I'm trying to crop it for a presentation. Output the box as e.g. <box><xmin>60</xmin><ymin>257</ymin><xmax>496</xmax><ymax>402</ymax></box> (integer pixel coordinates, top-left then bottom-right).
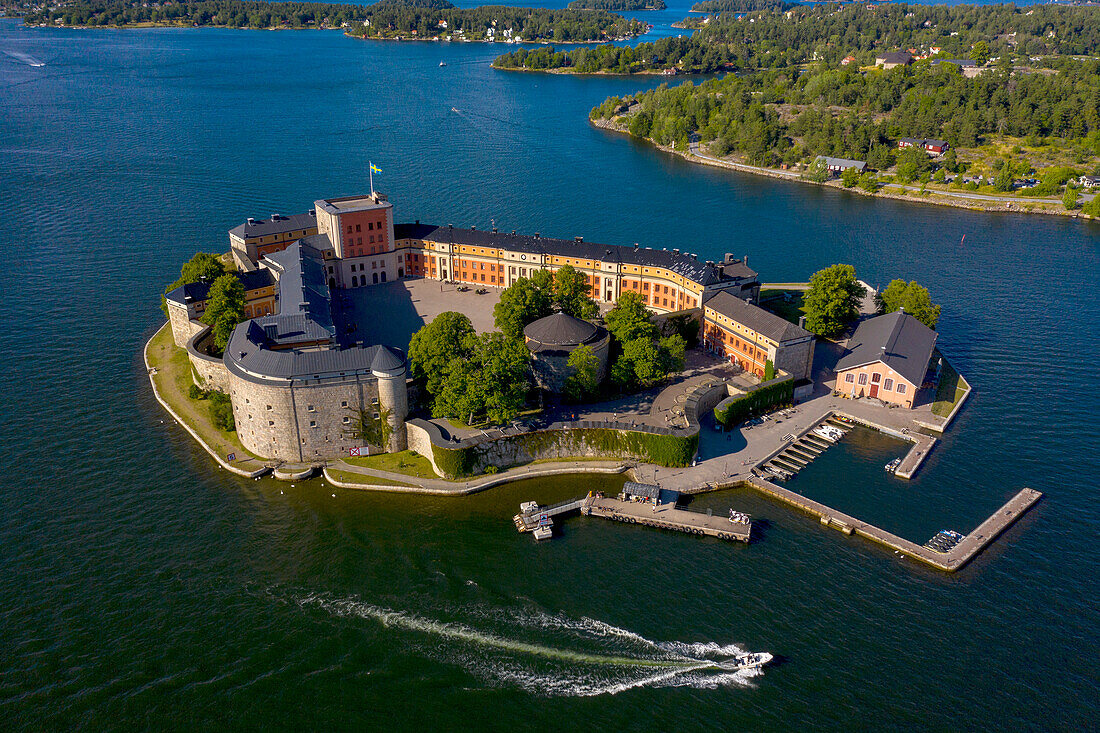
<box><xmin>0</xmin><ymin>4</ymin><xmax>1097</xmax><ymax>729</ymax></box>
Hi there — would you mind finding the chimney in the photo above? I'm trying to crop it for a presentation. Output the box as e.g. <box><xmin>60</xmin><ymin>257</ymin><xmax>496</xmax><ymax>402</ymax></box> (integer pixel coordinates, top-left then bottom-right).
<box><xmin>308</xmin><ymin>209</ymin><xmax>315</xmax><ymax>216</ymax></box>
<box><xmin>470</xmin><ymin>225</ymin><xmax>476</xmax><ymax>230</ymax></box>
<box><xmin>798</xmin><ymin>315</ymin><xmax>806</xmax><ymax>329</ymax></box>
<box><xmin>534</xmin><ymin>233</ymin><xmax>540</xmax><ymax>239</ymax></box>
<box><xmin>271</xmin><ymin>214</ymin><xmax>280</xmax><ymax>221</ymax></box>
<box><xmin>743</xmin><ymin>255</ymin><xmax>748</xmax><ymax>266</ymax></box>
<box><xmin>247</xmin><ymin>217</ymin><xmax>255</xmax><ymax>225</ymax></box>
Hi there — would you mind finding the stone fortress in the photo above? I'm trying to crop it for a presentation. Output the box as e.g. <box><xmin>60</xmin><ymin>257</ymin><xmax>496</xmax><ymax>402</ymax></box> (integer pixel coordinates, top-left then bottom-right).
<box><xmin>165</xmin><ymin>192</ymin><xmax>769</xmax><ymax>463</ymax></box>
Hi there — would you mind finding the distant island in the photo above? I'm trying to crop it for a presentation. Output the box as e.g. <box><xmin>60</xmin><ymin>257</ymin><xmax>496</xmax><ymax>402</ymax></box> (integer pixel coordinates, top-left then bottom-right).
<box><xmin>494</xmin><ymin>2</ymin><xmax>1100</xmax><ymax>218</ymax></box>
<box><xmin>16</xmin><ymin>0</ymin><xmax>649</xmax><ymax>42</ymax></box>
<box><xmin>568</xmin><ymin>0</ymin><xmax>666</xmax><ymax>10</ymax></box>
<box><xmin>689</xmin><ymin>0</ymin><xmax>792</xmax><ymax>12</ymax></box>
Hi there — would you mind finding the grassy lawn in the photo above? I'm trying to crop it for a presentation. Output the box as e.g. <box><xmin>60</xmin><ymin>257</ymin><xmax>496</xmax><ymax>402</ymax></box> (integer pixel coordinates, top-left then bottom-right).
<box><xmin>759</xmin><ymin>289</ymin><xmax>808</xmax><ymax>325</ymax></box>
<box><xmin>325</xmin><ymin>469</ymin><xmax>420</xmax><ymax>488</ymax></box>
<box><xmin>146</xmin><ymin>324</ymin><xmax>261</xmax><ymax>462</ymax></box>
<box><xmin>343</xmin><ymin>450</ymin><xmax>439</xmax><ymax>478</ymax></box>
<box><xmin>931</xmin><ymin>356</ymin><xmax>970</xmax><ymax>418</ymax></box>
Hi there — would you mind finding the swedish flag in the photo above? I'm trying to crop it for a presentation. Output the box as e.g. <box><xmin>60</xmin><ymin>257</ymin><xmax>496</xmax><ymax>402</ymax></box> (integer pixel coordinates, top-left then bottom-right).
<box><xmin>370</xmin><ymin>163</ymin><xmax>381</xmax><ymax>174</ymax></box>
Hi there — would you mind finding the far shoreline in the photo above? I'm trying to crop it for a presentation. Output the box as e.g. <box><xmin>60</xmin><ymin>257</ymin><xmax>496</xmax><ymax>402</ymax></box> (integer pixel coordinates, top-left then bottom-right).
<box><xmin>590</xmin><ymin>117</ymin><xmax>1099</xmax><ymax>222</ymax></box>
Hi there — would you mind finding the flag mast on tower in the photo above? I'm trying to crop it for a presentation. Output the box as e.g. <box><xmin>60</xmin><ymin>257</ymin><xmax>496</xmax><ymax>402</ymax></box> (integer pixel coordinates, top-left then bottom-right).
<box><xmin>369</xmin><ymin>161</ymin><xmax>381</xmax><ymax>195</ymax></box>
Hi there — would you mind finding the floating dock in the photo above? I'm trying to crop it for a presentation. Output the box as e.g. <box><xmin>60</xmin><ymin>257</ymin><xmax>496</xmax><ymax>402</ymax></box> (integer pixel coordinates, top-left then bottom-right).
<box><xmin>746</xmin><ymin>475</ymin><xmax>1041</xmax><ymax>572</ymax></box>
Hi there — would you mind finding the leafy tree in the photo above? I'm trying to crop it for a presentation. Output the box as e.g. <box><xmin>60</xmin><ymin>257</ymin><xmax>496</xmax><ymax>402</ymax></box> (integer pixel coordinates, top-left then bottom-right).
<box><xmin>604</xmin><ymin>291</ymin><xmax>657</xmax><ymax>344</ymax></box>
<box><xmin>661</xmin><ymin>313</ymin><xmax>700</xmax><ymax>348</ymax></box>
<box><xmin>201</xmin><ymin>274</ymin><xmax>245</xmax><ymax>351</ymax></box>
<box><xmin>658</xmin><ymin>333</ymin><xmax>686</xmax><ymax>374</ymax></box>
<box><xmin>942</xmin><ymin>148</ymin><xmax>959</xmax><ymax>173</ymax></box>
<box><xmin>563</xmin><ymin>344</ymin><xmax>601</xmax><ymax>402</ymax></box>
<box><xmin>493</xmin><ymin>272</ymin><xmax>554</xmax><ymax>339</ymax></box>
<box><xmin>553</xmin><ymin>264</ymin><xmax>599</xmax><ymax>319</ymax></box>
<box><xmin>802</xmin><ymin>157</ymin><xmax>829</xmax><ymax>183</ymax></box>
<box><xmin>162</xmin><ymin>251</ymin><xmax>225</xmax><ymax>316</ymax></box>
<box><xmin>208</xmin><ymin>392</ymin><xmax>235</xmax><ymax>432</ymax></box>
<box><xmin>993</xmin><ymin>159</ymin><xmax>1017</xmax><ymax>192</ymax></box>
<box><xmin>859</xmin><ymin>172</ymin><xmax>879</xmax><ymax>192</ymax></box>
<box><xmin>346</xmin><ymin>405</ymin><xmax>392</xmax><ymax>450</ymax></box>
<box><xmin>841</xmin><ymin>166</ymin><xmax>861</xmax><ymax>187</ymax></box>
<box><xmin>803</xmin><ymin>264</ymin><xmax>865</xmax><ymax>337</ymax></box>
<box><xmin>434</xmin><ymin>332</ymin><xmax>530</xmax><ymax>424</ymax></box>
<box><xmin>877</xmin><ymin>279</ymin><xmax>941</xmax><ymax>328</ymax></box>
<box><xmin>408</xmin><ymin>311</ymin><xmax>475</xmax><ymax>402</ymax></box>
<box><xmin>970</xmin><ymin>40</ymin><xmax>991</xmax><ymax>65</ymax></box>
<box><xmin>1063</xmin><ymin>186</ymin><xmax>1079</xmax><ymax>210</ymax></box>
<box><xmin>895</xmin><ymin>146</ymin><xmax>931</xmax><ymax>183</ymax></box>
<box><xmin>1083</xmin><ymin>195</ymin><xmax>1100</xmax><ymax>217</ymax></box>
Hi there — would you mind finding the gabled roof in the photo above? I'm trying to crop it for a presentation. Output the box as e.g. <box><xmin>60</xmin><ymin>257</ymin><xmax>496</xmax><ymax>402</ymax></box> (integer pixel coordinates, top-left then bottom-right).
<box><xmin>228</xmin><ymin>211</ymin><xmax>316</xmax><ymax>239</ymax></box>
<box><xmin>704</xmin><ymin>291</ymin><xmax>813</xmax><ymax>344</ymax></box>
<box><xmin>164</xmin><ymin>268</ymin><xmax>274</xmax><ymax>307</ymax></box>
<box><xmin>876</xmin><ymin>51</ymin><xmax>913</xmax><ymax>64</ymax></box>
<box><xmin>261</xmin><ymin>241</ymin><xmax>334</xmax><ymax>339</ymax></box>
<box><xmin>835</xmin><ymin>311</ymin><xmax>937</xmax><ymax>387</ymax></box>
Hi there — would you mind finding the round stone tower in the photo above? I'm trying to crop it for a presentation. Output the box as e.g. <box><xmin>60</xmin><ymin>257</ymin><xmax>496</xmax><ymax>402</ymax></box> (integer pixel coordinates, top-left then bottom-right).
<box><xmin>371</xmin><ymin>346</ymin><xmax>408</xmax><ymax>453</ymax></box>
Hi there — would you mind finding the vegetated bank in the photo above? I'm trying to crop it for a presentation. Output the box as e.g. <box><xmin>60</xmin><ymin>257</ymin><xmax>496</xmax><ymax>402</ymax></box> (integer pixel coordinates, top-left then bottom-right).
<box><xmin>493</xmin><ymin>2</ymin><xmax>1100</xmax><ymax>217</ymax></box>
<box><xmin>17</xmin><ymin>0</ymin><xmax>648</xmax><ymax>42</ymax></box>
<box><xmin>567</xmin><ymin>0</ymin><xmax>665</xmax><ymax>11</ymax></box>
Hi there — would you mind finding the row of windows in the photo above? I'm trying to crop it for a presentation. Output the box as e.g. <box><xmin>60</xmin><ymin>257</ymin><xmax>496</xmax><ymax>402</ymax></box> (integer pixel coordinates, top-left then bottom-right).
<box><xmin>844</xmin><ymin>372</ymin><xmax>907</xmax><ymax>393</ymax></box>
<box><xmin>347</xmin><ymin>222</ymin><xmax>381</xmax><ymax>233</ymax></box>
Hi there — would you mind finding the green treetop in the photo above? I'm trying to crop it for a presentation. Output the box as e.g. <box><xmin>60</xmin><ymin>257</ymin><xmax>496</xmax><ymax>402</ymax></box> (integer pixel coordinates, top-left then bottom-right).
<box><xmin>878</xmin><ymin>279</ymin><xmax>941</xmax><ymax>329</ymax></box>
<box><xmin>408</xmin><ymin>311</ymin><xmax>475</xmax><ymax>401</ymax></box>
<box><xmin>553</xmin><ymin>264</ymin><xmax>599</xmax><ymax>319</ymax></box>
<box><xmin>433</xmin><ymin>331</ymin><xmax>530</xmax><ymax>425</ymax></box>
<box><xmin>493</xmin><ymin>270</ymin><xmax>554</xmax><ymax>339</ymax></box>
<box><xmin>201</xmin><ymin>274</ymin><xmax>246</xmax><ymax>351</ymax></box>
<box><xmin>563</xmin><ymin>344</ymin><xmax>602</xmax><ymax>402</ymax></box>
<box><xmin>603</xmin><ymin>291</ymin><xmax>658</xmax><ymax>344</ymax></box>
<box><xmin>803</xmin><ymin>264</ymin><xmax>866</xmax><ymax>337</ymax></box>
<box><xmin>162</xmin><ymin>251</ymin><xmax>226</xmax><ymax>317</ymax></box>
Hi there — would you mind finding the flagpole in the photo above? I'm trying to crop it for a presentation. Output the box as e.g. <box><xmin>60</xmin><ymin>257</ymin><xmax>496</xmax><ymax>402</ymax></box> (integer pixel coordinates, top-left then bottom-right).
<box><xmin>369</xmin><ymin>160</ymin><xmax>374</xmax><ymax>195</ymax></box>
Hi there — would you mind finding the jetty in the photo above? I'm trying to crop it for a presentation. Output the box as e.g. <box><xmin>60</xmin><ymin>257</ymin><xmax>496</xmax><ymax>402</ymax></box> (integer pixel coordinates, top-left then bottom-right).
<box><xmin>514</xmin><ymin>482</ymin><xmax>752</xmax><ymax>543</ymax></box>
<box><xmin>747</xmin><ymin>475</ymin><xmax>1041</xmax><ymax>572</ymax></box>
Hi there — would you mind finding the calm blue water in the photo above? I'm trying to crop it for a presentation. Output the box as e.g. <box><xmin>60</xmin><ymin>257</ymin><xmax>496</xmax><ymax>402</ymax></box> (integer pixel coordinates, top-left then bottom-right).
<box><xmin>0</xmin><ymin>12</ymin><xmax>1097</xmax><ymax>730</ymax></box>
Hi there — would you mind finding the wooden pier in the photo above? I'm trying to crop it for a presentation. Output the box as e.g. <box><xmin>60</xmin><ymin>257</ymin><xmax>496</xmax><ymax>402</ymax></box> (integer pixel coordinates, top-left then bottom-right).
<box><xmin>746</xmin><ymin>476</ymin><xmax>1041</xmax><ymax>572</ymax></box>
<box><xmin>583</xmin><ymin>497</ymin><xmax>751</xmax><ymax>543</ymax></box>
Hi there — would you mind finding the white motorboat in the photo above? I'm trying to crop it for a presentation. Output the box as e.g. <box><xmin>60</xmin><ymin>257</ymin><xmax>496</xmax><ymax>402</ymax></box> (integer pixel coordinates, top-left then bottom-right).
<box><xmin>716</xmin><ymin>652</ymin><xmax>773</xmax><ymax>671</ymax></box>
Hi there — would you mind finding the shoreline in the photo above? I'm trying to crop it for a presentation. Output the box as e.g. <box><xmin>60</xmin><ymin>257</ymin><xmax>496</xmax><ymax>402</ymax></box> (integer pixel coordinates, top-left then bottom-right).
<box><xmin>20</xmin><ymin>21</ymin><xmax>643</xmax><ymax>44</ymax></box>
<box><xmin>590</xmin><ymin>117</ymin><xmax>1098</xmax><ymax>220</ymax></box>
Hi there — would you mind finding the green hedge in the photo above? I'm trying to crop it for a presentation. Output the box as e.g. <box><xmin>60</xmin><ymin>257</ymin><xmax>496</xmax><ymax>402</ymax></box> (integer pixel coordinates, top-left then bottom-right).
<box><xmin>714</xmin><ymin>376</ymin><xmax>794</xmax><ymax>427</ymax></box>
<box><xmin>430</xmin><ymin>427</ymin><xmax>699</xmax><ymax>478</ymax></box>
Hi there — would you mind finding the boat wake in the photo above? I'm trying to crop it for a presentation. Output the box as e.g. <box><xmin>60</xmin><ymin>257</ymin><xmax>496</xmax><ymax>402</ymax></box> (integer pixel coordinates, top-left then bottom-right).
<box><xmin>294</xmin><ymin>593</ymin><xmax>771</xmax><ymax>696</ymax></box>
<box><xmin>2</xmin><ymin>50</ymin><xmax>46</xmax><ymax>67</ymax></box>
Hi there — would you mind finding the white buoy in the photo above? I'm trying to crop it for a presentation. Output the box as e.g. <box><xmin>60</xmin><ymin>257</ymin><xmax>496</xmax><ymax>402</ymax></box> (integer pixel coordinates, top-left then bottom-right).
<box><xmin>331</xmin><ymin>493</ymin><xmax>336</xmax><ymax>498</ymax></box>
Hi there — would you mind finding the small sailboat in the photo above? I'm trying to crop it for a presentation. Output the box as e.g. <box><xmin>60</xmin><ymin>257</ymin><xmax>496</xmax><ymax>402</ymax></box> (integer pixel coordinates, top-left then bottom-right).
<box><xmin>439</xmin><ymin>61</ymin><xmax>447</xmax><ymax>67</ymax></box>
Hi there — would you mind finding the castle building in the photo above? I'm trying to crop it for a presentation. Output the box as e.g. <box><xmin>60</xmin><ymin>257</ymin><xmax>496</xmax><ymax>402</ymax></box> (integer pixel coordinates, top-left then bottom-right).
<box><xmin>167</xmin><ymin>192</ymin><xmax>765</xmax><ymax>462</ymax></box>
<box><xmin>523</xmin><ymin>313</ymin><xmax>611</xmax><ymax>393</ymax></box>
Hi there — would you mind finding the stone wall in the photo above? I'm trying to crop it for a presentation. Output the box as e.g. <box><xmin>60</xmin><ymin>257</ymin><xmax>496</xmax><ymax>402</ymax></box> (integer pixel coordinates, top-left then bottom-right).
<box><xmin>185</xmin><ymin>327</ymin><xmax>230</xmax><ymax>392</ymax></box>
<box><xmin>773</xmin><ymin>336</ymin><xmax>815</xmax><ymax>382</ymax></box>
<box><xmin>406</xmin><ymin>419</ymin><xmax>444</xmax><ymax>476</ymax></box>
<box><xmin>530</xmin><ymin>332</ymin><xmax>610</xmax><ymax>393</ymax></box>
<box><xmin>228</xmin><ymin>370</ymin><xmax>382</xmax><ymax>462</ymax></box>
<box><xmin>168</xmin><ymin>304</ymin><xmax>205</xmax><ymax>349</ymax></box>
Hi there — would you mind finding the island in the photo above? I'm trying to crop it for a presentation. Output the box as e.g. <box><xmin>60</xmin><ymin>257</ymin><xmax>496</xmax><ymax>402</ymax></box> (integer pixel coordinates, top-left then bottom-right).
<box><xmin>493</xmin><ymin>2</ymin><xmax>1100</xmax><ymax>217</ymax></box>
<box><xmin>145</xmin><ymin>188</ymin><xmax>1040</xmax><ymax>569</ymax></box>
<box><xmin>567</xmin><ymin>0</ymin><xmax>666</xmax><ymax>10</ymax></box>
<box><xmin>16</xmin><ymin>0</ymin><xmax>649</xmax><ymax>43</ymax></box>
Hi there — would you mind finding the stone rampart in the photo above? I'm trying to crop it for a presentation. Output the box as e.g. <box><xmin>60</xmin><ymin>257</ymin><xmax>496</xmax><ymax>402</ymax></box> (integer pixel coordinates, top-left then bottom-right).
<box><xmin>185</xmin><ymin>326</ymin><xmax>230</xmax><ymax>392</ymax></box>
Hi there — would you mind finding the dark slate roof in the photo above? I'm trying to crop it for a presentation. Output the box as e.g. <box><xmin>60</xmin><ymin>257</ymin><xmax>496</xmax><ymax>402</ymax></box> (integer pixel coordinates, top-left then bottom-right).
<box><xmin>392</xmin><ymin>223</ymin><xmax>756</xmax><ymax>288</ymax></box>
<box><xmin>225</xmin><ymin>321</ymin><xmax>390</xmax><ymax>383</ymax></box>
<box><xmin>877</xmin><ymin>51</ymin><xmax>913</xmax><ymax>64</ymax></box>
<box><xmin>705</xmin><ymin>291</ymin><xmax>813</xmax><ymax>343</ymax></box>
<box><xmin>524</xmin><ymin>312</ymin><xmax>600</xmax><ymax>348</ymax></box>
<box><xmin>835</xmin><ymin>311</ymin><xmax>938</xmax><ymax>387</ymax></box>
<box><xmin>228</xmin><ymin>211</ymin><xmax>316</xmax><ymax>239</ymax></box>
<box><xmin>899</xmin><ymin>137</ymin><xmax>925</xmax><ymax>145</ymax></box>
<box><xmin>164</xmin><ymin>268</ymin><xmax>274</xmax><ymax>307</ymax></box>
<box><xmin>622</xmin><ymin>482</ymin><xmax>660</xmax><ymax>500</ymax></box>
<box><xmin>933</xmin><ymin>58</ymin><xmax>977</xmax><ymax>67</ymax></box>
<box><xmin>262</xmin><ymin>241</ymin><xmax>334</xmax><ymax>340</ymax></box>
<box><xmin>370</xmin><ymin>345</ymin><xmax>405</xmax><ymax>374</ymax></box>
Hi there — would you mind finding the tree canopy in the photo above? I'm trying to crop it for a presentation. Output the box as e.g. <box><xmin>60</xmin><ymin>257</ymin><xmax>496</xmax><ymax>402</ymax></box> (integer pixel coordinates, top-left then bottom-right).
<box><xmin>803</xmin><ymin>264</ymin><xmax>866</xmax><ymax>337</ymax></box>
<box><xmin>493</xmin><ymin>270</ymin><xmax>554</xmax><ymax>340</ymax></box>
<box><xmin>200</xmin><ymin>274</ymin><xmax>245</xmax><ymax>351</ymax></box>
<box><xmin>408</xmin><ymin>311</ymin><xmax>475</xmax><ymax>400</ymax></box>
<box><xmin>603</xmin><ymin>291</ymin><xmax>657</xmax><ymax>345</ymax></box>
<box><xmin>432</xmin><ymin>332</ymin><xmax>530</xmax><ymax>425</ymax></box>
<box><xmin>563</xmin><ymin>344</ymin><xmax>601</xmax><ymax>402</ymax></box>
<box><xmin>877</xmin><ymin>279</ymin><xmax>941</xmax><ymax>329</ymax></box>
<box><xmin>611</xmin><ymin>333</ymin><xmax>684</xmax><ymax>390</ymax></box>
<box><xmin>162</xmin><ymin>251</ymin><xmax>225</xmax><ymax>316</ymax></box>
<box><xmin>552</xmin><ymin>264</ymin><xmax>599</xmax><ymax>319</ymax></box>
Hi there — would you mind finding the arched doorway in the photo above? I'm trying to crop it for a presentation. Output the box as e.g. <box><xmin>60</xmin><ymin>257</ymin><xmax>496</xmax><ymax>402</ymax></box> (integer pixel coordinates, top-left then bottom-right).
<box><xmin>380</xmin><ymin>271</ymin><xmax>386</xmax><ymax>283</ymax></box>
<box><xmin>351</xmin><ymin>275</ymin><xmax>358</xmax><ymax>287</ymax></box>
<box><xmin>329</xmin><ymin>277</ymin><xmax>336</xmax><ymax>289</ymax></box>
<box><xmin>372</xmin><ymin>272</ymin><xmax>379</xmax><ymax>284</ymax></box>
